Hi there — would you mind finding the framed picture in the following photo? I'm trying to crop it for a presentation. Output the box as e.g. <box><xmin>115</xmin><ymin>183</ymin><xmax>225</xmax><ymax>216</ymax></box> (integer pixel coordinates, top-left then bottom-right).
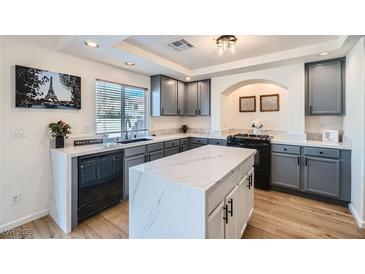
<box><xmin>239</xmin><ymin>96</ymin><xmax>256</xmax><ymax>112</ymax></box>
<box><xmin>15</xmin><ymin>65</ymin><xmax>81</xmax><ymax>109</ymax></box>
<box><xmin>260</xmin><ymin>94</ymin><xmax>279</xmax><ymax>112</ymax></box>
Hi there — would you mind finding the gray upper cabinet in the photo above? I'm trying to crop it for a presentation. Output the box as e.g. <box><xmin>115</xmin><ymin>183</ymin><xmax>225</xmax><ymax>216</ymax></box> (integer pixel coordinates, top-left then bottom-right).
<box><xmin>160</xmin><ymin>76</ymin><xmax>178</xmax><ymax>116</ymax></box>
<box><xmin>304</xmin><ymin>156</ymin><xmax>340</xmax><ymax>199</ymax></box>
<box><xmin>151</xmin><ymin>75</ymin><xmax>210</xmax><ymax>116</ymax></box>
<box><xmin>150</xmin><ymin>75</ymin><xmax>178</xmax><ymax>116</ymax></box>
<box><xmin>187</xmin><ymin>82</ymin><xmax>198</xmax><ymax>116</ymax></box>
<box><xmin>271</xmin><ymin>152</ymin><xmax>301</xmax><ymax>190</ymax></box>
<box><xmin>177</xmin><ymin>81</ymin><xmax>186</xmax><ymax>116</ymax></box>
<box><xmin>198</xmin><ymin>80</ymin><xmax>210</xmax><ymax>116</ymax></box>
<box><xmin>305</xmin><ymin>58</ymin><xmax>345</xmax><ymax>115</ymax></box>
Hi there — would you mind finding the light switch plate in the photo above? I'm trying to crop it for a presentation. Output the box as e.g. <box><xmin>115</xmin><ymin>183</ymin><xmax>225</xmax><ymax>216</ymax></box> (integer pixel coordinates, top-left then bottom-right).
<box><xmin>11</xmin><ymin>128</ymin><xmax>26</xmax><ymax>138</ymax></box>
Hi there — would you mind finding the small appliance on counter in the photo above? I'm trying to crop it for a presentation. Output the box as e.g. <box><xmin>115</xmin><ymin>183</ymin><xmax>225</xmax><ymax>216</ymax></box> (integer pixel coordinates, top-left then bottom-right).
<box><xmin>322</xmin><ymin>130</ymin><xmax>339</xmax><ymax>143</ymax></box>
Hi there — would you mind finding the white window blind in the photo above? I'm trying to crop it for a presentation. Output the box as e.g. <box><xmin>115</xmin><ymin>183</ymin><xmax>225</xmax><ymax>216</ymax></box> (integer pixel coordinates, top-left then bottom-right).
<box><xmin>96</xmin><ymin>80</ymin><xmax>147</xmax><ymax>134</ymax></box>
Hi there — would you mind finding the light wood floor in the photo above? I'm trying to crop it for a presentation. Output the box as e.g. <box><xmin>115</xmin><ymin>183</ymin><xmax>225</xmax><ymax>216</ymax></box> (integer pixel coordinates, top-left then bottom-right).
<box><xmin>1</xmin><ymin>189</ymin><xmax>364</xmax><ymax>239</ymax></box>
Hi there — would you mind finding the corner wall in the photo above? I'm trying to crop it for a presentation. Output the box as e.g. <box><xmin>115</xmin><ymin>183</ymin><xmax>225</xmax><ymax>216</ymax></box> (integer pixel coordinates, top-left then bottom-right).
<box><xmin>0</xmin><ymin>36</ymin><xmax>150</xmax><ymax>228</ymax></box>
<box><xmin>211</xmin><ymin>64</ymin><xmax>305</xmax><ymax>133</ymax></box>
<box><xmin>343</xmin><ymin>37</ymin><xmax>365</xmax><ymax>227</ymax></box>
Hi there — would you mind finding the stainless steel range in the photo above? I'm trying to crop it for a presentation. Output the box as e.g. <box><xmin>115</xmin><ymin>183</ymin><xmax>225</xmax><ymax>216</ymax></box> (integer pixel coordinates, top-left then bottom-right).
<box><xmin>227</xmin><ymin>133</ymin><xmax>272</xmax><ymax>190</ymax></box>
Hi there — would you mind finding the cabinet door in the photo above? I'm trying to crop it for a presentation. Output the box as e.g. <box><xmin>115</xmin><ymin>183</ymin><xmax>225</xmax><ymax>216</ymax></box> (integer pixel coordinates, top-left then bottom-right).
<box><xmin>247</xmin><ymin>168</ymin><xmax>254</xmax><ymax>220</ymax></box>
<box><xmin>237</xmin><ymin>175</ymin><xmax>248</xmax><ymax>236</ymax></box>
<box><xmin>198</xmin><ymin>80</ymin><xmax>210</xmax><ymax>116</ymax></box>
<box><xmin>207</xmin><ymin>201</ymin><xmax>225</xmax><ymax>239</ymax></box>
<box><xmin>271</xmin><ymin>153</ymin><xmax>301</xmax><ymax>190</ymax></box>
<box><xmin>180</xmin><ymin>144</ymin><xmax>188</xmax><ymax>152</ymax></box>
<box><xmin>304</xmin><ymin>156</ymin><xmax>340</xmax><ymax>198</ymax></box>
<box><xmin>224</xmin><ymin>185</ymin><xmax>240</xmax><ymax>239</ymax></box>
<box><xmin>160</xmin><ymin>76</ymin><xmax>178</xmax><ymax>116</ymax></box>
<box><xmin>123</xmin><ymin>154</ymin><xmax>146</xmax><ymax>197</ymax></box>
<box><xmin>187</xmin><ymin>82</ymin><xmax>198</xmax><ymax>116</ymax></box>
<box><xmin>164</xmin><ymin>146</ymin><xmax>180</xmax><ymax>157</ymax></box>
<box><xmin>147</xmin><ymin>150</ymin><xmax>164</xmax><ymax>162</ymax></box>
<box><xmin>307</xmin><ymin>60</ymin><xmax>344</xmax><ymax>115</ymax></box>
<box><xmin>177</xmin><ymin>81</ymin><xmax>186</xmax><ymax>116</ymax></box>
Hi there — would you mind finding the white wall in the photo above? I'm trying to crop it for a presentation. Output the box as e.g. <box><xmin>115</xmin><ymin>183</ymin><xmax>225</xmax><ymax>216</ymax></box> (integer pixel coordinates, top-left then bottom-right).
<box><xmin>0</xmin><ymin>37</ymin><xmax>3</xmax><ymax>225</ymax></box>
<box><xmin>0</xmin><ymin>37</ymin><xmax>150</xmax><ymax>227</ymax></box>
<box><xmin>343</xmin><ymin>37</ymin><xmax>365</xmax><ymax>226</ymax></box>
<box><xmin>210</xmin><ymin>64</ymin><xmax>305</xmax><ymax>133</ymax></box>
<box><xmin>222</xmin><ymin>83</ymin><xmax>288</xmax><ymax>131</ymax></box>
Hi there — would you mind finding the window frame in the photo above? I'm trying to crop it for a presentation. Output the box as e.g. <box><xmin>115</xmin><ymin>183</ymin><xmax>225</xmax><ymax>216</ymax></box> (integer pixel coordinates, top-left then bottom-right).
<box><xmin>95</xmin><ymin>78</ymin><xmax>148</xmax><ymax>136</ymax></box>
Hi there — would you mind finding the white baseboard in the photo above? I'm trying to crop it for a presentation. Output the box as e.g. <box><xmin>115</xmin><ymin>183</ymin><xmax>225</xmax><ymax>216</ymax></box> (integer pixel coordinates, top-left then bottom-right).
<box><xmin>0</xmin><ymin>209</ymin><xmax>48</xmax><ymax>233</ymax></box>
<box><xmin>349</xmin><ymin>203</ymin><xmax>365</xmax><ymax>228</ymax></box>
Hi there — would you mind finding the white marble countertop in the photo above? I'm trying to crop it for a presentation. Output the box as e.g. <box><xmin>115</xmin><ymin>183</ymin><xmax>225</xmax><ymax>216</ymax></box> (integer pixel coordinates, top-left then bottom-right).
<box><xmin>271</xmin><ymin>138</ymin><xmax>351</xmax><ymax>150</ymax></box>
<box><xmin>131</xmin><ymin>145</ymin><xmax>256</xmax><ymax>192</ymax></box>
<box><xmin>50</xmin><ymin>133</ymin><xmax>228</xmax><ymax>157</ymax></box>
<box><xmin>50</xmin><ymin>131</ymin><xmax>351</xmax><ymax>158</ymax></box>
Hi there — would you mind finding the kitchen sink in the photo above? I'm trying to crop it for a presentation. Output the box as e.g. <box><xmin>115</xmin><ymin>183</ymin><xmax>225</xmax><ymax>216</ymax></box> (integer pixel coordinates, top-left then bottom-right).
<box><xmin>117</xmin><ymin>138</ymin><xmax>152</xmax><ymax>144</ymax></box>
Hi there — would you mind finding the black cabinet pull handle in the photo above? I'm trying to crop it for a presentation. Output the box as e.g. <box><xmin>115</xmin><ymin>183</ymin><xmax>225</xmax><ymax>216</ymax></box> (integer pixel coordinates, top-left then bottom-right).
<box><xmin>283</xmin><ymin>148</ymin><xmax>287</xmax><ymax>151</ymax></box>
<box><xmin>305</xmin><ymin>157</ymin><xmax>308</xmax><ymax>166</ymax></box>
<box><xmin>319</xmin><ymin>151</ymin><xmax>323</xmax><ymax>154</ymax></box>
<box><xmin>309</xmin><ymin>105</ymin><xmax>312</xmax><ymax>113</ymax></box>
<box><xmin>228</xmin><ymin>198</ymin><xmax>233</xmax><ymax>217</ymax></box>
<box><xmin>161</xmin><ymin>108</ymin><xmax>164</xmax><ymax>115</ymax></box>
<box><xmin>297</xmin><ymin>156</ymin><xmax>300</xmax><ymax>165</ymax></box>
<box><xmin>223</xmin><ymin>205</ymin><xmax>229</xmax><ymax>224</ymax></box>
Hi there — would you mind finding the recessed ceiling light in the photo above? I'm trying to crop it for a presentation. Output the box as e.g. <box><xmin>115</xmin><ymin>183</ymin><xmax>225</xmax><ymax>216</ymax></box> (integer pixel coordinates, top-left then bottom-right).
<box><xmin>319</xmin><ymin>52</ymin><xmax>329</xmax><ymax>56</ymax></box>
<box><xmin>125</xmin><ymin>61</ymin><xmax>135</xmax><ymax>66</ymax></box>
<box><xmin>185</xmin><ymin>76</ymin><xmax>191</xmax><ymax>81</ymax></box>
<box><xmin>84</xmin><ymin>41</ymin><xmax>99</xmax><ymax>48</ymax></box>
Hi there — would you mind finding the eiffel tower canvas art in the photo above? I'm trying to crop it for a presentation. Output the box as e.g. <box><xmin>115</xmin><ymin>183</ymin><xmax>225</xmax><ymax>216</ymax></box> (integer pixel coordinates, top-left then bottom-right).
<box><xmin>15</xmin><ymin>65</ymin><xmax>81</xmax><ymax>109</ymax></box>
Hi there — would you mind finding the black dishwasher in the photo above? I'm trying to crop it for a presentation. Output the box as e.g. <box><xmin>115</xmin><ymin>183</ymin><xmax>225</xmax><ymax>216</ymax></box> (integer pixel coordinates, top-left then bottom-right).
<box><xmin>78</xmin><ymin>150</ymin><xmax>123</xmax><ymax>221</ymax></box>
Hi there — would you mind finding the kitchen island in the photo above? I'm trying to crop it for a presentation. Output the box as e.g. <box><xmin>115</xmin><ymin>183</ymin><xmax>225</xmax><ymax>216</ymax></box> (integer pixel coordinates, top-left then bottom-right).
<box><xmin>129</xmin><ymin>145</ymin><xmax>256</xmax><ymax>239</ymax></box>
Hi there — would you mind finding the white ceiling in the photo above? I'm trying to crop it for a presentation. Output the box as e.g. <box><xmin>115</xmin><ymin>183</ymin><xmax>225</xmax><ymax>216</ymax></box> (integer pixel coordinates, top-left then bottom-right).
<box><xmin>125</xmin><ymin>35</ymin><xmax>340</xmax><ymax>69</ymax></box>
<box><xmin>57</xmin><ymin>35</ymin><xmax>360</xmax><ymax>81</ymax></box>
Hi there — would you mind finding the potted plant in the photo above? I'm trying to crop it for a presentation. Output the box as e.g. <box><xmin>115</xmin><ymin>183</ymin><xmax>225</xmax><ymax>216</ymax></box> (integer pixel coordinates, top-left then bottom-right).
<box><xmin>48</xmin><ymin>120</ymin><xmax>71</xmax><ymax>148</ymax></box>
<box><xmin>251</xmin><ymin>119</ymin><xmax>263</xmax><ymax>135</ymax></box>
<box><xmin>181</xmin><ymin>124</ymin><xmax>188</xmax><ymax>134</ymax></box>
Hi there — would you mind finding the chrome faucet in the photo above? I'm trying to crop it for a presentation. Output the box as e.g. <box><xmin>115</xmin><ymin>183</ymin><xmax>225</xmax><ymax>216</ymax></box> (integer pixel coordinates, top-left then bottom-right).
<box><xmin>125</xmin><ymin>117</ymin><xmax>132</xmax><ymax>139</ymax></box>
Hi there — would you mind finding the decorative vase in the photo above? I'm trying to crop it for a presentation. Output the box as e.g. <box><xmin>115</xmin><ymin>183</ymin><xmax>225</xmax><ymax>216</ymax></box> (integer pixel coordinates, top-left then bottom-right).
<box><xmin>252</xmin><ymin>128</ymin><xmax>262</xmax><ymax>135</ymax></box>
<box><xmin>55</xmin><ymin>136</ymin><xmax>64</xmax><ymax>148</ymax></box>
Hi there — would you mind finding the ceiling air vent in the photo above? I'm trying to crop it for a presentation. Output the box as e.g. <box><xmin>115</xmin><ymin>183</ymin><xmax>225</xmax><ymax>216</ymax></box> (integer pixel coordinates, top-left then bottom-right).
<box><xmin>168</xmin><ymin>38</ymin><xmax>194</xmax><ymax>52</ymax></box>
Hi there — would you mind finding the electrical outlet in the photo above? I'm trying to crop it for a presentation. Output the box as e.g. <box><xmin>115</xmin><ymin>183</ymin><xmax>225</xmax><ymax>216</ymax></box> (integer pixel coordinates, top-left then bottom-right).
<box><xmin>11</xmin><ymin>194</ymin><xmax>21</xmax><ymax>206</ymax></box>
<box><xmin>81</xmin><ymin>125</ymin><xmax>90</xmax><ymax>133</ymax></box>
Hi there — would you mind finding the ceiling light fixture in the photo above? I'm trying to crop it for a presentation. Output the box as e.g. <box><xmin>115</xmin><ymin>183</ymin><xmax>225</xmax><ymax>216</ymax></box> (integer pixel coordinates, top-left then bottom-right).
<box><xmin>84</xmin><ymin>41</ymin><xmax>99</xmax><ymax>48</ymax></box>
<box><xmin>319</xmin><ymin>52</ymin><xmax>329</xmax><ymax>56</ymax></box>
<box><xmin>125</xmin><ymin>61</ymin><xmax>135</xmax><ymax>66</ymax></box>
<box><xmin>216</xmin><ymin>35</ymin><xmax>237</xmax><ymax>56</ymax></box>
<box><xmin>185</xmin><ymin>76</ymin><xmax>191</xmax><ymax>81</ymax></box>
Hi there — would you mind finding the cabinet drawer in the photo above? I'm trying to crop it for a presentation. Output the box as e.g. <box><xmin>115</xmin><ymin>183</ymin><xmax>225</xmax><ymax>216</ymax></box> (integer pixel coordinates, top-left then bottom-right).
<box><xmin>272</xmin><ymin>144</ymin><xmax>300</xmax><ymax>154</ymax></box>
<box><xmin>147</xmin><ymin>142</ymin><xmax>164</xmax><ymax>152</ymax></box>
<box><xmin>124</xmin><ymin>145</ymin><xmax>146</xmax><ymax>157</ymax></box>
<box><xmin>191</xmin><ymin>137</ymin><xmax>208</xmax><ymax>145</ymax></box>
<box><xmin>164</xmin><ymin>139</ymin><xmax>180</xmax><ymax>149</ymax></box>
<box><xmin>180</xmin><ymin>138</ymin><xmax>188</xmax><ymax>145</ymax></box>
<box><xmin>207</xmin><ymin>169</ymin><xmax>239</xmax><ymax>215</ymax></box>
<box><xmin>208</xmin><ymin>139</ymin><xmax>227</xmax><ymax>146</ymax></box>
<box><xmin>304</xmin><ymin>147</ymin><xmax>340</xmax><ymax>159</ymax></box>
<box><xmin>165</xmin><ymin>146</ymin><xmax>180</xmax><ymax>157</ymax></box>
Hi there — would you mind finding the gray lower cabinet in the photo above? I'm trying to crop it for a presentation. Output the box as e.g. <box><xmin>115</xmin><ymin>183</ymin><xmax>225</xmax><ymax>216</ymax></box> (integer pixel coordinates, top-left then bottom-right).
<box><xmin>271</xmin><ymin>153</ymin><xmax>301</xmax><ymax>190</ymax></box>
<box><xmin>303</xmin><ymin>156</ymin><xmax>340</xmax><ymax>199</ymax></box>
<box><xmin>123</xmin><ymin>153</ymin><xmax>146</xmax><ymax>197</ymax></box>
<box><xmin>147</xmin><ymin>150</ymin><xmax>164</xmax><ymax>162</ymax></box>
<box><xmin>305</xmin><ymin>58</ymin><xmax>345</xmax><ymax>115</ymax></box>
<box><xmin>180</xmin><ymin>144</ymin><xmax>188</xmax><ymax>152</ymax></box>
<box><xmin>165</xmin><ymin>146</ymin><xmax>180</xmax><ymax>157</ymax></box>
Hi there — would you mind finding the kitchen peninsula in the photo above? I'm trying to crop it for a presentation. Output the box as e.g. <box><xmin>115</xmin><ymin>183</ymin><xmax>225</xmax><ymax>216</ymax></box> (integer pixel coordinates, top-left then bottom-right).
<box><xmin>129</xmin><ymin>145</ymin><xmax>256</xmax><ymax>239</ymax></box>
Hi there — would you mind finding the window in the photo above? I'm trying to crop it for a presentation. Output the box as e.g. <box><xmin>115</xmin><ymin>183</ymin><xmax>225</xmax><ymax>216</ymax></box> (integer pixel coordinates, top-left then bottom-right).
<box><xmin>96</xmin><ymin>80</ymin><xmax>147</xmax><ymax>135</ymax></box>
